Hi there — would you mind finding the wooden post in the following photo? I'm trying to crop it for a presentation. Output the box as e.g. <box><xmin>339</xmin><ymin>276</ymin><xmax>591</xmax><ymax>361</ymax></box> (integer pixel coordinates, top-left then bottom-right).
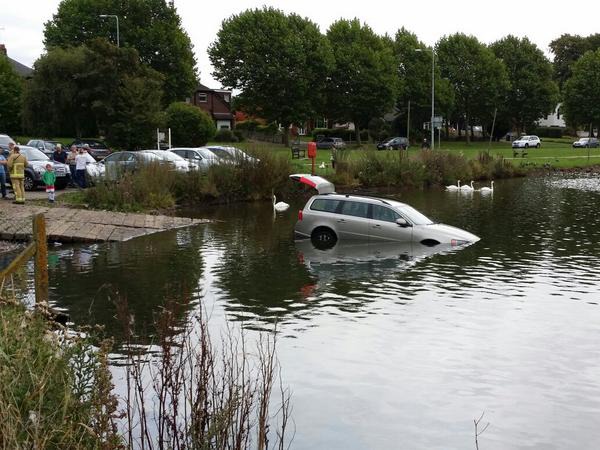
<box><xmin>32</xmin><ymin>214</ymin><xmax>48</xmax><ymax>304</ymax></box>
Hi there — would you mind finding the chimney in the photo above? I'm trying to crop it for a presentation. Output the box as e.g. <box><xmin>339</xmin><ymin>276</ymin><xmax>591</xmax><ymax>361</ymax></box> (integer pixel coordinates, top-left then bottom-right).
<box><xmin>0</xmin><ymin>44</ymin><xmax>6</xmax><ymax>56</ymax></box>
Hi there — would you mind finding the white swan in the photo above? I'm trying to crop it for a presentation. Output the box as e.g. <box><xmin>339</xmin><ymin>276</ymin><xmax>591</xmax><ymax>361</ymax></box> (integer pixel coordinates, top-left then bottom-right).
<box><xmin>480</xmin><ymin>181</ymin><xmax>494</xmax><ymax>193</ymax></box>
<box><xmin>460</xmin><ymin>180</ymin><xmax>475</xmax><ymax>191</ymax></box>
<box><xmin>319</xmin><ymin>161</ymin><xmax>326</xmax><ymax>169</ymax></box>
<box><xmin>446</xmin><ymin>180</ymin><xmax>461</xmax><ymax>191</ymax></box>
<box><xmin>273</xmin><ymin>194</ymin><xmax>290</xmax><ymax>212</ymax></box>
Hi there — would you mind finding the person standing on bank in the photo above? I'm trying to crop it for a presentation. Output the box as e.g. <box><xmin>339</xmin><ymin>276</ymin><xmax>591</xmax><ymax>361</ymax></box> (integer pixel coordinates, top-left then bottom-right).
<box><xmin>7</xmin><ymin>146</ymin><xmax>28</xmax><ymax>204</ymax></box>
<box><xmin>42</xmin><ymin>163</ymin><xmax>56</xmax><ymax>203</ymax></box>
<box><xmin>52</xmin><ymin>143</ymin><xmax>67</xmax><ymax>164</ymax></box>
<box><xmin>67</xmin><ymin>145</ymin><xmax>77</xmax><ymax>185</ymax></box>
<box><xmin>75</xmin><ymin>147</ymin><xmax>88</xmax><ymax>188</ymax></box>
<box><xmin>0</xmin><ymin>152</ymin><xmax>8</xmax><ymax>199</ymax></box>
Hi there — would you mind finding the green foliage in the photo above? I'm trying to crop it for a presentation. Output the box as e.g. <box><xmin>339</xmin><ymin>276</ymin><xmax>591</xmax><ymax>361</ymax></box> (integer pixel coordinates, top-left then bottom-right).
<box><xmin>165</xmin><ymin>102</ymin><xmax>215</xmax><ymax>147</ymax></box>
<box><xmin>0</xmin><ymin>56</ymin><xmax>23</xmax><ymax>133</ymax></box>
<box><xmin>437</xmin><ymin>34</ymin><xmax>509</xmax><ymax>142</ymax></box>
<box><xmin>325</xmin><ymin>19</ymin><xmax>398</xmax><ymax>142</ymax></box>
<box><xmin>0</xmin><ymin>304</ymin><xmax>120</xmax><ymax>448</ymax></box>
<box><xmin>311</xmin><ymin>128</ymin><xmax>367</xmax><ymax>142</ymax></box>
<box><xmin>490</xmin><ymin>36</ymin><xmax>559</xmax><ymax>133</ymax></box>
<box><xmin>44</xmin><ymin>0</ymin><xmax>197</xmax><ymax>104</ymax></box>
<box><xmin>562</xmin><ymin>49</ymin><xmax>600</xmax><ymax>130</ymax></box>
<box><xmin>530</xmin><ymin>126</ymin><xmax>564</xmax><ymax>138</ymax></box>
<box><xmin>22</xmin><ymin>39</ymin><xmax>163</xmax><ymax>148</ymax></box>
<box><xmin>213</xmin><ymin>128</ymin><xmax>238</xmax><ymax>142</ymax></box>
<box><xmin>368</xmin><ymin>117</ymin><xmax>391</xmax><ymax>142</ymax></box>
<box><xmin>235</xmin><ymin>120</ymin><xmax>259</xmax><ymax>131</ymax></box>
<box><xmin>209</xmin><ymin>7</ymin><xmax>333</xmax><ymax>144</ymax></box>
<box><xmin>550</xmin><ymin>34</ymin><xmax>600</xmax><ymax>90</ymax></box>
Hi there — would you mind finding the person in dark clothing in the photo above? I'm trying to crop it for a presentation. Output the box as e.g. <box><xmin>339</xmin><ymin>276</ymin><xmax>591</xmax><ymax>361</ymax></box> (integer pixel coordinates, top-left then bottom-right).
<box><xmin>52</xmin><ymin>144</ymin><xmax>68</xmax><ymax>164</ymax></box>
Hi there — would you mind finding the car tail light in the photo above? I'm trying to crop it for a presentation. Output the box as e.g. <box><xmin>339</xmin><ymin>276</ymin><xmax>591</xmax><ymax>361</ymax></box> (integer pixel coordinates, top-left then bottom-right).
<box><xmin>298</xmin><ymin>210</ymin><xmax>303</xmax><ymax>221</ymax></box>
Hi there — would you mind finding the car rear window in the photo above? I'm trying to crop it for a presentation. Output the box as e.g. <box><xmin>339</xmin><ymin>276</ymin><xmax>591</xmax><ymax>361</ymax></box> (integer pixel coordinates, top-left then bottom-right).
<box><xmin>310</xmin><ymin>198</ymin><xmax>340</xmax><ymax>213</ymax></box>
<box><xmin>339</xmin><ymin>201</ymin><xmax>369</xmax><ymax>219</ymax></box>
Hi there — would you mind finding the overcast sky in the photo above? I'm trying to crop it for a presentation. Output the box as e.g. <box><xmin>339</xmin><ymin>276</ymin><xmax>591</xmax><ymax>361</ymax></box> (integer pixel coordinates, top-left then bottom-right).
<box><xmin>3</xmin><ymin>0</ymin><xmax>600</xmax><ymax>88</ymax></box>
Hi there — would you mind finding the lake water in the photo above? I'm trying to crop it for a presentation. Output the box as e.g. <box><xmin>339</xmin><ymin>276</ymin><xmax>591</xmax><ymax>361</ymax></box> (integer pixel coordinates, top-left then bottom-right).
<box><xmin>41</xmin><ymin>175</ymin><xmax>600</xmax><ymax>449</ymax></box>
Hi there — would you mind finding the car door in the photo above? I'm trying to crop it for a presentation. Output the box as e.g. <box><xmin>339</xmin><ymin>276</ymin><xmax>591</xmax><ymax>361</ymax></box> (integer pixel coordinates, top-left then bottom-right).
<box><xmin>335</xmin><ymin>200</ymin><xmax>371</xmax><ymax>240</ymax></box>
<box><xmin>369</xmin><ymin>204</ymin><xmax>413</xmax><ymax>242</ymax></box>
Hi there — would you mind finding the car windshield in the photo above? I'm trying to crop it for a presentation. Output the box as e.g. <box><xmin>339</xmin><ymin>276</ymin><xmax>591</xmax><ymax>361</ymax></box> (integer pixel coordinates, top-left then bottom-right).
<box><xmin>580</xmin><ymin>138</ymin><xmax>589</xmax><ymax>142</ymax></box>
<box><xmin>78</xmin><ymin>141</ymin><xmax>106</xmax><ymax>149</ymax></box>
<box><xmin>20</xmin><ymin>147</ymin><xmax>49</xmax><ymax>161</ymax></box>
<box><xmin>0</xmin><ymin>136</ymin><xmax>15</xmax><ymax>146</ymax></box>
<box><xmin>207</xmin><ymin>148</ymin><xmax>235</xmax><ymax>161</ymax></box>
<box><xmin>398</xmin><ymin>205</ymin><xmax>434</xmax><ymax>225</ymax></box>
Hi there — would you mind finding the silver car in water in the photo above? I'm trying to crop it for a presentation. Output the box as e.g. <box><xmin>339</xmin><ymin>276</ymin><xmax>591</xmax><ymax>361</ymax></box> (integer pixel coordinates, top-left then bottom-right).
<box><xmin>291</xmin><ymin>174</ymin><xmax>479</xmax><ymax>248</ymax></box>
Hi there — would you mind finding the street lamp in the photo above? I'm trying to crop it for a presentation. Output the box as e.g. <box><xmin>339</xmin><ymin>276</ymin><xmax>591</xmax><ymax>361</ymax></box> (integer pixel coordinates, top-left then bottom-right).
<box><xmin>99</xmin><ymin>14</ymin><xmax>119</xmax><ymax>47</ymax></box>
<box><xmin>415</xmin><ymin>47</ymin><xmax>435</xmax><ymax>149</ymax></box>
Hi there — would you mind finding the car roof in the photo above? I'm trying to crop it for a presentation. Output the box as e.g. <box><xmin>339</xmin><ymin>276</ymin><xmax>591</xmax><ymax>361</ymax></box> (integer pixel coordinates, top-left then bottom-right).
<box><xmin>313</xmin><ymin>193</ymin><xmax>409</xmax><ymax>208</ymax></box>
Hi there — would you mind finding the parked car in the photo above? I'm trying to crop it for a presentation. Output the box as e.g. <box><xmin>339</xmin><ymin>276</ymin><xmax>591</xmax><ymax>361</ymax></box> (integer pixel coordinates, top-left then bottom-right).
<box><xmin>572</xmin><ymin>137</ymin><xmax>599</xmax><ymax>148</ymax></box>
<box><xmin>139</xmin><ymin>150</ymin><xmax>198</xmax><ymax>172</ymax></box>
<box><xmin>291</xmin><ymin>174</ymin><xmax>479</xmax><ymax>248</ymax></box>
<box><xmin>377</xmin><ymin>137</ymin><xmax>409</xmax><ymax>150</ymax></box>
<box><xmin>78</xmin><ymin>151</ymin><xmax>105</xmax><ymax>184</ymax></box>
<box><xmin>69</xmin><ymin>139</ymin><xmax>111</xmax><ymax>160</ymax></box>
<box><xmin>316</xmin><ymin>137</ymin><xmax>346</xmax><ymax>149</ymax></box>
<box><xmin>170</xmin><ymin>147</ymin><xmax>221</xmax><ymax>171</ymax></box>
<box><xmin>0</xmin><ymin>134</ymin><xmax>16</xmax><ymax>153</ymax></box>
<box><xmin>204</xmin><ymin>146</ymin><xmax>260</xmax><ymax>164</ymax></box>
<box><xmin>512</xmin><ymin>135</ymin><xmax>541</xmax><ymax>149</ymax></box>
<box><xmin>2</xmin><ymin>146</ymin><xmax>71</xmax><ymax>190</ymax></box>
<box><xmin>26</xmin><ymin>139</ymin><xmax>62</xmax><ymax>157</ymax></box>
<box><xmin>102</xmin><ymin>151</ymin><xmax>160</xmax><ymax>180</ymax></box>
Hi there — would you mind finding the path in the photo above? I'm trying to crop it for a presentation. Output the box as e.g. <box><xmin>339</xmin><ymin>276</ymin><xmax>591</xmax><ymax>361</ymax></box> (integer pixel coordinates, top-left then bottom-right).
<box><xmin>0</xmin><ymin>203</ymin><xmax>208</xmax><ymax>243</ymax></box>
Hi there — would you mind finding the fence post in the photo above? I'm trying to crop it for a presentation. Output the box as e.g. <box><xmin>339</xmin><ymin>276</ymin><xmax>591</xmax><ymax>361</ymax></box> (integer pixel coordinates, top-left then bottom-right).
<box><xmin>33</xmin><ymin>214</ymin><xmax>48</xmax><ymax>304</ymax></box>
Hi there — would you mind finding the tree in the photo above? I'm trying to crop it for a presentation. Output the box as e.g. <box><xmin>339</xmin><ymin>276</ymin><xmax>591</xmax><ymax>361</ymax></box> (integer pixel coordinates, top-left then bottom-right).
<box><xmin>23</xmin><ymin>39</ymin><xmax>163</xmax><ymax>148</ymax></box>
<box><xmin>393</xmin><ymin>28</ymin><xmax>454</xmax><ymax>141</ymax></box>
<box><xmin>0</xmin><ymin>56</ymin><xmax>24</xmax><ymax>134</ymax></box>
<box><xmin>562</xmin><ymin>49</ymin><xmax>600</xmax><ymax>134</ymax></box>
<box><xmin>208</xmin><ymin>7</ymin><xmax>333</xmax><ymax>146</ymax></box>
<box><xmin>165</xmin><ymin>102</ymin><xmax>215</xmax><ymax>147</ymax></box>
<box><xmin>550</xmin><ymin>34</ymin><xmax>600</xmax><ymax>90</ymax></box>
<box><xmin>437</xmin><ymin>33</ymin><xmax>509</xmax><ymax>143</ymax></box>
<box><xmin>44</xmin><ymin>0</ymin><xmax>197</xmax><ymax>104</ymax></box>
<box><xmin>490</xmin><ymin>36</ymin><xmax>559</xmax><ymax>134</ymax></box>
<box><xmin>325</xmin><ymin>19</ymin><xmax>398</xmax><ymax>144</ymax></box>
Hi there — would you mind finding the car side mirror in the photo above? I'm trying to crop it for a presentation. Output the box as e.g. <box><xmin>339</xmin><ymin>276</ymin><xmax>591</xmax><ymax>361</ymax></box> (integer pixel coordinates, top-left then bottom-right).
<box><xmin>396</xmin><ymin>218</ymin><xmax>411</xmax><ymax>227</ymax></box>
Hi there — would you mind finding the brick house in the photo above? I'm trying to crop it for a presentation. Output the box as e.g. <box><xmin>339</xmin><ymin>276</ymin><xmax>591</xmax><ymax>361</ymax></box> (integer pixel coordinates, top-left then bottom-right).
<box><xmin>0</xmin><ymin>44</ymin><xmax>33</xmax><ymax>78</ymax></box>
<box><xmin>191</xmin><ymin>83</ymin><xmax>234</xmax><ymax>130</ymax></box>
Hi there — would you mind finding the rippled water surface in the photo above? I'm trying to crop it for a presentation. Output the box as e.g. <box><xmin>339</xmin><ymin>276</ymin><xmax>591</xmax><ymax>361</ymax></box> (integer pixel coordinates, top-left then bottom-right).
<box><xmin>42</xmin><ymin>175</ymin><xmax>600</xmax><ymax>449</ymax></box>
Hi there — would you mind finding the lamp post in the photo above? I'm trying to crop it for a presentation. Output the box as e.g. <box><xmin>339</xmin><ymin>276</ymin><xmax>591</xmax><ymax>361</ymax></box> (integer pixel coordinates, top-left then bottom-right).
<box><xmin>415</xmin><ymin>47</ymin><xmax>435</xmax><ymax>149</ymax></box>
<box><xmin>99</xmin><ymin>14</ymin><xmax>119</xmax><ymax>47</ymax></box>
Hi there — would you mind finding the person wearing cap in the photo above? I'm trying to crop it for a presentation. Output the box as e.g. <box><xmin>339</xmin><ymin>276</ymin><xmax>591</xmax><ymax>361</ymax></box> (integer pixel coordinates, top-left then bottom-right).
<box><xmin>52</xmin><ymin>143</ymin><xmax>67</xmax><ymax>164</ymax></box>
<box><xmin>7</xmin><ymin>146</ymin><xmax>28</xmax><ymax>204</ymax></box>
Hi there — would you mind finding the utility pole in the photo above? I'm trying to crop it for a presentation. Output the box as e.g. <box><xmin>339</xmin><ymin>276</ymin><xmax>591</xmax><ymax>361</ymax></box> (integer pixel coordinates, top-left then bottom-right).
<box><xmin>99</xmin><ymin>14</ymin><xmax>120</xmax><ymax>47</ymax></box>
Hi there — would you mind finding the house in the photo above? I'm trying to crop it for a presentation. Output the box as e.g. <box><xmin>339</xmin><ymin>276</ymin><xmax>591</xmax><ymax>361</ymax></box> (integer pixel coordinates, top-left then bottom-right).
<box><xmin>190</xmin><ymin>83</ymin><xmax>234</xmax><ymax>130</ymax></box>
<box><xmin>0</xmin><ymin>44</ymin><xmax>33</xmax><ymax>78</ymax></box>
<box><xmin>538</xmin><ymin>103</ymin><xmax>566</xmax><ymax>128</ymax></box>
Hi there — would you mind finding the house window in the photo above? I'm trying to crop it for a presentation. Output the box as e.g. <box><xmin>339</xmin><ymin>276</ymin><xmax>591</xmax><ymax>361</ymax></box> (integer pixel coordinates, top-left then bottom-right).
<box><xmin>197</xmin><ymin>93</ymin><xmax>207</xmax><ymax>103</ymax></box>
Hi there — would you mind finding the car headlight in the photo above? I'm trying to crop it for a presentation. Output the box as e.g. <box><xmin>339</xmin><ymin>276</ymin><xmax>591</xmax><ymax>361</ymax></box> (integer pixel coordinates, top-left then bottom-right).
<box><xmin>34</xmin><ymin>167</ymin><xmax>44</xmax><ymax>175</ymax></box>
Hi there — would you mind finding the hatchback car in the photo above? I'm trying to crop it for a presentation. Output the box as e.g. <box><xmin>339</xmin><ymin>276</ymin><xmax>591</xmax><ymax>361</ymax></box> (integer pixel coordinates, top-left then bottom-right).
<box><xmin>170</xmin><ymin>147</ymin><xmax>221</xmax><ymax>170</ymax></box>
<box><xmin>204</xmin><ymin>146</ymin><xmax>260</xmax><ymax>164</ymax></box>
<box><xmin>377</xmin><ymin>137</ymin><xmax>409</xmax><ymax>150</ymax></box>
<box><xmin>3</xmin><ymin>146</ymin><xmax>71</xmax><ymax>190</ymax></box>
<box><xmin>572</xmin><ymin>137</ymin><xmax>599</xmax><ymax>148</ymax></box>
<box><xmin>316</xmin><ymin>137</ymin><xmax>346</xmax><ymax>149</ymax></box>
<box><xmin>139</xmin><ymin>150</ymin><xmax>198</xmax><ymax>172</ymax></box>
<box><xmin>70</xmin><ymin>139</ymin><xmax>111</xmax><ymax>160</ymax></box>
<box><xmin>103</xmin><ymin>151</ymin><xmax>160</xmax><ymax>180</ymax></box>
<box><xmin>0</xmin><ymin>134</ymin><xmax>16</xmax><ymax>153</ymax></box>
<box><xmin>512</xmin><ymin>135</ymin><xmax>541</xmax><ymax>149</ymax></box>
<box><xmin>291</xmin><ymin>174</ymin><xmax>479</xmax><ymax>248</ymax></box>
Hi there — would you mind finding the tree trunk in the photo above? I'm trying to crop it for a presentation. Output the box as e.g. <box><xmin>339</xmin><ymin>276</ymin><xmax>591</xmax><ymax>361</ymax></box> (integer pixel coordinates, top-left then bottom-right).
<box><xmin>282</xmin><ymin>123</ymin><xmax>290</xmax><ymax>147</ymax></box>
<box><xmin>355</xmin><ymin>123</ymin><xmax>361</xmax><ymax>146</ymax></box>
<box><xmin>465</xmin><ymin>114</ymin><xmax>470</xmax><ymax>145</ymax></box>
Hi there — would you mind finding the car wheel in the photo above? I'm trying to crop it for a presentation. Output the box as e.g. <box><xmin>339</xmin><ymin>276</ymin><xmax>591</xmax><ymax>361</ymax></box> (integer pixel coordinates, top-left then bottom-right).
<box><xmin>24</xmin><ymin>174</ymin><xmax>35</xmax><ymax>191</ymax></box>
<box><xmin>525</xmin><ymin>144</ymin><xmax>529</xmax><ymax>148</ymax></box>
<box><xmin>311</xmin><ymin>227</ymin><xmax>337</xmax><ymax>249</ymax></box>
<box><xmin>536</xmin><ymin>144</ymin><xmax>540</xmax><ymax>148</ymax></box>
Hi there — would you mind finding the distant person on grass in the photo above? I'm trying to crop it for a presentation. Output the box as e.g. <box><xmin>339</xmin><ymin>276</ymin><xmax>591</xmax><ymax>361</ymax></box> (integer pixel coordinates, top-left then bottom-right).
<box><xmin>42</xmin><ymin>163</ymin><xmax>56</xmax><ymax>203</ymax></box>
<box><xmin>75</xmin><ymin>147</ymin><xmax>88</xmax><ymax>188</ymax></box>
<box><xmin>7</xmin><ymin>146</ymin><xmax>28</xmax><ymax>204</ymax></box>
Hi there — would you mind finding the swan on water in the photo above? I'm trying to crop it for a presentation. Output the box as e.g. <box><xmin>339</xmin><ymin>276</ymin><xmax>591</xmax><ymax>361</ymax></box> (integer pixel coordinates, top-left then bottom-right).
<box><xmin>460</xmin><ymin>180</ymin><xmax>475</xmax><ymax>191</ymax></box>
<box><xmin>273</xmin><ymin>193</ymin><xmax>290</xmax><ymax>212</ymax></box>
<box><xmin>480</xmin><ymin>181</ymin><xmax>494</xmax><ymax>193</ymax></box>
<box><xmin>446</xmin><ymin>180</ymin><xmax>461</xmax><ymax>191</ymax></box>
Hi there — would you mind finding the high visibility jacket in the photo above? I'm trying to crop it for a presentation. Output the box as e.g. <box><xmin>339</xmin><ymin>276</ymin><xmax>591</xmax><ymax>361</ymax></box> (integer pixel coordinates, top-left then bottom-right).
<box><xmin>7</xmin><ymin>153</ymin><xmax>28</xmax><ymax>179</ymax></box>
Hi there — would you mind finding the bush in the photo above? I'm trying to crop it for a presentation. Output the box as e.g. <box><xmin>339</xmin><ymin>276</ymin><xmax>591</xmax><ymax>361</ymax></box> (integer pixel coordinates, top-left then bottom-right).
<box><xmin>311</xmin><ymin>128</ymin><xmax>369</xmax><ymax>143</ymax></box>
<box><xmin>233</xmin><ymin>129</ymin><xmax>245</xmax><ymax>142</ymax></box>
<box><xmin>165</xmin><ymin>102</ymin><xmax>215</xmax><ymax>147</ymax></box>
<box><xmin>530</xmin><ymin>126</ymin><xmax>564</xmax><ymax>138</ymax></box>
<box><xmin>235</xmin><ymin>120</ymin><xmax>259</xmax><ymax>131</ymax></box>
<box><xmin>214</xmin><ymin>129</ymin><xmax>238</xmax><ymax>142</ymax></box>
<box><xmin>368</xmin><ymin>118</ymin><xmax>391</xmax><ymax>142</ymax></box>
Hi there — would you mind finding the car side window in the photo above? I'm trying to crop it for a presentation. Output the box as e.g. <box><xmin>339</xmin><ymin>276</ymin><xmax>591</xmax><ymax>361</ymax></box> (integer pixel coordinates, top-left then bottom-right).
<box><xmin>371</xmin><ymin>205</ymin><xmax>401</xmax><ymax>223</ymax></box>
<box><xmin>339</xmin><ymin>201</ymin><xmax>369</xmax><ymax>219</ymax></box>
<box><xmin>192</xmin><ymin>151</ymin><xmax>203</xmax><ymax>160</ymax></box>
<box><xmin>310</xmin><ymin>198</ymin><xmax>341</xmax><ymax>213</ymax></box>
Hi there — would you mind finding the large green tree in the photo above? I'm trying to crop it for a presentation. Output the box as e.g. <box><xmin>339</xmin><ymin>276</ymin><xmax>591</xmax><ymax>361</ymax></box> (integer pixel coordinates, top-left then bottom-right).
<box><xmin>23</xmin><ymin>39</ymin><xmax>163</xmax><ymax>148</ymax></box>
<box><xmin>550</xmin><ymin>34</ymin><xmax>600</xmax><ymax>90</ymax></box>
<box><xmin>562</xmin><ymin>49</ymin><xmax>600</xmax><ymax>134</ymax></box>
<box><xmin>165</xmin><ymin>102</ymin><xmax>215</xmax><ymax>147</ymax></box>
<box><xmin>393</xmin><ymin>28</ymin><xmax>454</xmax><ymax>141</ymax></box>
<box><xmin>209</xmin><ymin>7</ymin><xmax>333</xmax><ymax>145</ymax></box>
<box><xmin>490</xmin><ymin>36</ymin><xmax>559</xmax><ymax>134</ymax></box>
<box><xmin>325</xmin><ymin>19</ymin><xmax>398</xmax><ymax>144</ymax></box>
<box><xmin>437</xmin><ymin>33</ymin><xmax>509</xmax><ymax>143</ymax></box>
<box><xmin>0</xmin><ymin>56</ymin><xmax>23</xmax><ymax>134</ymax></box>
<box><xmin>44</xmin><ymin>0</ymin><xmax>197</xmax><ymax>104</ymax></box>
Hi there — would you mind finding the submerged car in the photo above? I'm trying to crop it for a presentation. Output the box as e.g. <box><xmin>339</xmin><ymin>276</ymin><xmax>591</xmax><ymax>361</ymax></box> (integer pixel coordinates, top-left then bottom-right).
<box><xmin>291</xmin><ymin>174</ymin><xmax>480</xmax><ymax>248</ymax></box>
<box><xmin>572</xmin><ymin>137</ymin><xmax>599</xmax><ymax>148</ymax></box>
<box><xmin>512</xmin><ymin>135</ymin><xmax>541</xmax><ymax>149</ymax></box>
<box><xmin>3</xmin><ymin>146</ymin><xmax>71</xmax><ymax>190</ymax></box>
<box><xmin>377</xmin><ymin>137</ymin><xmax>409</xmax><ymax>150</ymax></box>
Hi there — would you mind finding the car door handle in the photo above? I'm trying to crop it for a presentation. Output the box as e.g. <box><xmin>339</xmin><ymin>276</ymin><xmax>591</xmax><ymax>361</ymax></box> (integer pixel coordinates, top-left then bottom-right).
<box><xmin>372</xmin><ymin>224</ymin><xmax>381</xmax><ymax>228</ymax></box>
<box><xmin>337</xmin><ymin>219</ymin><xmax>346</xmax><ymax>223</ymax></box>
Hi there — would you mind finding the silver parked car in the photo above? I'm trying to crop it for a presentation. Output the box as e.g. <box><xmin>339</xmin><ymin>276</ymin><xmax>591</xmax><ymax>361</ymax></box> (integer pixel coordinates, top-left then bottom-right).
<box><xmin>512</xmin><ymin>135</ymin><xmax>541</xmax><ymax>149</ymax></box>
<box><xmin>139</xmin><ymin>150</ymin><xmax>198</xmax><ymax>172</ymax></box>
<box><xmin>170</xmin><ymin>147</ymin><xmax>221</xmax><ymax>170</ymax></box>
<box><xmin>291</xmin><ymin>174</ymin><xmax>479</xmax><ymax>248</ymax></box>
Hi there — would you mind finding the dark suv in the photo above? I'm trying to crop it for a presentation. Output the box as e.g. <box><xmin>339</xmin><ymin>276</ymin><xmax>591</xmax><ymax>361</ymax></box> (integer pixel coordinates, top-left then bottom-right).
<box><xmin>377</xmin><ymin>137</ymin><xmax>409</xmax><ymax>150</ymax></box>
<box><xmin>70</xmin><ymin>139</ymin><xmax>111</xmax><ymax>160</ymax></box>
